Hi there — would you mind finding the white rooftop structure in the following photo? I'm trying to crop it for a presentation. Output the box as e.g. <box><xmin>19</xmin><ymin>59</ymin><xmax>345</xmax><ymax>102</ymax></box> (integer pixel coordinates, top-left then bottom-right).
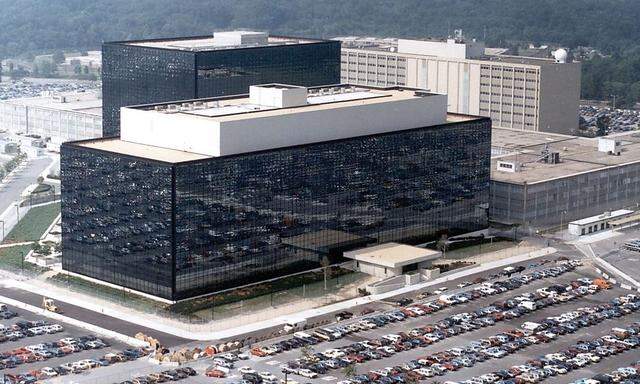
<box><xmin>569</xmin><ymin>209</ymin><xmax>633</xmax><ymax>227</ymax></box>
<box><xmin>127</xmin><ymin>31</ymin><xmax>320</xmax><ymax>51</ymax></box>
<box><xmin>337</xmin><ymin>35</ymin><xmax>486</xmax><ymax>59</ymax></box>
<box><xmin>567</xmin><ymin>209</ymin><xmax>634</xmax><ymax>236</ymax></box>
<box><xmin>119</xmin><ymin>84</ymin><xmax>447</xmax><ymax>158</ymax></box>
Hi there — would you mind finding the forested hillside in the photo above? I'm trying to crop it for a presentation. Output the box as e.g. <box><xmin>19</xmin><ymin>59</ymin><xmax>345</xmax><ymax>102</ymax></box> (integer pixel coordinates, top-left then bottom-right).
<box><xmin>2</xmin><ymin>0</ymin><xmax>640</xmax><ymax>105</ymax></box>
<box><xmin>1</xmin><ymin>0</ymin><xmax>639</xmax><ymax>56</ymax></box>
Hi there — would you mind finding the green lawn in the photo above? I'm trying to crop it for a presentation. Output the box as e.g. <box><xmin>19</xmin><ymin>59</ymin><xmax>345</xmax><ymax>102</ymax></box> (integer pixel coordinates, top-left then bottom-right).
<box><xmin>3</xmin><ymin>203</ymin><xmax>60</xmax><ymax>243</ymax></box>
<box><xmin>0</xmin><ymin>244</ymin><xmax>46</xmax><ymax>273</ymax></box>
<box><xmin>47</xmin><ymin>273</ymin><xmax>165</xmax><ymax>313</ymax></box>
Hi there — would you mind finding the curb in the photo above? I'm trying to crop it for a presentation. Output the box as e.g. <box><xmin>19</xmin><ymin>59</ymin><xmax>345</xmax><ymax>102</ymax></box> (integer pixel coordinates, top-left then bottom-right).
<box><xmin>10</xmin><ymin>247</ymin><xmax>557</xmax><ymax>341</ymax></box>
<box><xmin>0</xmin><ymin>293</ymin><xmax>149</xmax><ymax>348</ymax></box>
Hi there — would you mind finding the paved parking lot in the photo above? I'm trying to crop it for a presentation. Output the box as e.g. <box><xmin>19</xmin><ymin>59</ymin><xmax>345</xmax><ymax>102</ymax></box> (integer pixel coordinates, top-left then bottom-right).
<box><xmin>35</xmin><ymin>253</ymin><xmax>640</xmax><ymax>384</ymax></box>
<box><xmin>0</xmin><ymin>302</ymin><xmax>129</xmax><ymax>377</ymax></box>
<box><xmin>213</xmin><ymin>263</ymin><xmax>640</xmax><ymax>384</ymax></box>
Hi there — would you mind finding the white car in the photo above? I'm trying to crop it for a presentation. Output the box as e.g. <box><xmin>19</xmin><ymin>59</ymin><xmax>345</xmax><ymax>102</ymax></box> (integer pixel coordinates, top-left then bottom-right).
<box><xmin>298</xmin><ymin>369</ymin><xmax>318</xmax><ymax>378</ymax></box>
<box><xmin>39</xmin><ymin>367</ymin><xmax>58</xmax><ymax>377</ymax></box>
<box><xmin>239</xmin><ymin>366</ymin><xmax>256</xmax><ymax>375</ymax></box>
<box><xmin>259</xmin><ymin>372</ymin><xmax>278</xmax><ymax>382</ymax></box>
<box><xmin>220</xmin><ymin>353</ymin><xmax>238</xmax><ymax>361</ymax></box>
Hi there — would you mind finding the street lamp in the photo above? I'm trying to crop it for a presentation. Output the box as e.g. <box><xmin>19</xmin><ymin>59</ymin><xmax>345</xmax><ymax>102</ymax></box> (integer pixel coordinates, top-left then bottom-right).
<box><xmin>559</xmin><ymin>210</ymin><xmax>567</xmax><ymax>236</ymax></box>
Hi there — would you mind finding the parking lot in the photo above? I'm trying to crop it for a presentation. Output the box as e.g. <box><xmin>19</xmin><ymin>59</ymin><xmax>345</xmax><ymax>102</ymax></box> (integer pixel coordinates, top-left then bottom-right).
<box><xmin>210</xmin><ymin>260</ymin><xmax>640</xmax><ymax>384</ymax></box>
<box><xmin>29</xmin><ymin>253</ymin><xmax>640</xmax><ymax>384</ymax></box>
<box><xmin>0</xmin><ymin>302</ymin><xmax>149</xmax><ymax>382</ymax></box>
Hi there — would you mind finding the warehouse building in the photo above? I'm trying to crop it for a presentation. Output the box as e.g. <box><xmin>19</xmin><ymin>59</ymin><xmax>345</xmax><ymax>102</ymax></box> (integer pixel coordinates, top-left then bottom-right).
<box><xmin>0</xmin><ymin>91</ymin><xmax>102</xmax><ymax>144</ymax></box>
<box><xmin>490</xmin><ymin>129</ymin><xmax>640</xmax><ymax>230</ymax></box>
<box><xmin>337</xmin><ymin>35</ymin><xmax>580</xmax><ymax>134</ymax></box>
<box><xmin>61</xmin><ymin>84</ymin><xmax>491</xmax><ymax>300</ymax></box>
<box><xmin>102</xmin><ymin>30</ymin><xmax>341</xmax><ymax>137</ymax></box>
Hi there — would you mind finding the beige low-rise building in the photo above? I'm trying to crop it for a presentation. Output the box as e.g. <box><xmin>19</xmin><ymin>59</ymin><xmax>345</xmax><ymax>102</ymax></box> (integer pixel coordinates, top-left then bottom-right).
<box><xmin>344</xmin><ymin>243</ymin><xmax>440</xmax><ymax>278</ymax></box>
<box><xmin>337</xmin><ymin>36</ymin><xmax>580</xmax><ymax>134</ymax></box>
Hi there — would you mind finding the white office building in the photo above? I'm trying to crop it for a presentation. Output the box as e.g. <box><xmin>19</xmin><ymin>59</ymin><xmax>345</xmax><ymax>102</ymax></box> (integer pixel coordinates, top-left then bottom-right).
<box><xmin>0</xmin><ymin>91</ymin><xmax>102</xmax><ymax>144</ymax></box>
<box><xmin>337</xmin><ymin>36</ymin><xmax>581</xmax><ymax>134</ymax></box>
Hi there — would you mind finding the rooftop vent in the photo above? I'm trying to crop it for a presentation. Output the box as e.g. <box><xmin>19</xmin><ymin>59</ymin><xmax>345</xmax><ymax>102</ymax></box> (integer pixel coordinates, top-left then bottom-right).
<box><xmin>213</xmin><ymin>31</ymin><xmax>268</xmax><ymax>47</ymax></box>
<box><xmin>598</xmin><ymin>138</ymin><xmax>621</xmax><ymax>156</ymax></box>
<box><xmin>249</xmin><ymin>84</ymin><xmax>307</xmax><ymax>108</ymax></box>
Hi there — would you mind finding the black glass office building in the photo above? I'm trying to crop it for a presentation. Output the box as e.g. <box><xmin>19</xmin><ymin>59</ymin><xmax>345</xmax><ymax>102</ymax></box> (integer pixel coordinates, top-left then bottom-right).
<box><xmin>62</xmin><ymin>116</ymin><xmax>491</xmax><ymax>301</ymax></box>
<box><xmin>102</xmin><ymin>35</ymin><xmax>340</xmax><ymax>137</ymax></box>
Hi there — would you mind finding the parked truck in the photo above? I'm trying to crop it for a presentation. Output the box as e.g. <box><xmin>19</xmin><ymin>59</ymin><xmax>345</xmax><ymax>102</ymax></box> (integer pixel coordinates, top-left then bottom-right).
<box><xmin>42</xmin><ymin>298</ymin><xmax>61</xmax><ymax>313</ymax></box>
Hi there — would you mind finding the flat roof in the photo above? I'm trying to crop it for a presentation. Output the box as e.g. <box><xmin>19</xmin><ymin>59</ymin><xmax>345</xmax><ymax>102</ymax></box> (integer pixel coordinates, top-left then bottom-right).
<box><xmin>569</xmin><ymin>209</ymin><xmax>633</xmax><ymax>226</ymax></box>
<box><xmin>76</xmin><ymin>138</ymin><xmax>210</xmax><ymax>163</ymax></box>
<box><xmin>133</xmin><ymin>86</ymin><xmax>437</xmax><ymax>122</ymax></box>
<box><xmin>1</xmin><ymin>91</ymin><xmax>102</xmax><ymax>115</ymax></box>
<box><xmin>344</xmin><ymin>243</ymin><xmax>440</xmax><ymax>268</ymax></box>
<box><xmin>491</xmin><ymin>128</ymin><xmax>640</xmax><ymax>184</ymax></box>
<box><xmin>338</xmin><ymin>36</ymin><xmax>560</xmax><ymax>67</ymax></box>
<box><xmin>121</xmin><ymin>33</ymin><xmax>323</xmax><ymax>52</ymax></box>
<box><xmin>72</xmin><ymin>112</ymin><xmax>475</xmax><ymax>164</ymax></box>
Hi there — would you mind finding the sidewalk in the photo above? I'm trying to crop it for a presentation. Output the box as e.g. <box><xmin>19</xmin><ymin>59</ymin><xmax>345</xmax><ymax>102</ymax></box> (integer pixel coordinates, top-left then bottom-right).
<box><xmin>6</xmin><ymin>246</ymin><xmax>557</xmax><ymax>341</ymax></box>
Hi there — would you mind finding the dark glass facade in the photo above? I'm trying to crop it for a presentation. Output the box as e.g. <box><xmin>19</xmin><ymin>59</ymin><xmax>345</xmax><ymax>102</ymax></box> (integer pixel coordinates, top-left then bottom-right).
<box><xmin>102</xmin><ymin>37</ymin><xmax>341</xmax><ymax>137</ymax></box>
<box><xmin>62</xmin><ymin>117</ymin><xmax>491</xmax><ymax>300</ymax></box>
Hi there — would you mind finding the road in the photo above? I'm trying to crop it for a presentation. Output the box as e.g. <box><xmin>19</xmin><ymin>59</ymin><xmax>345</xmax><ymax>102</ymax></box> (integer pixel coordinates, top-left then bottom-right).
<box><xmin>0</xmin><ymin>285</ymin><xmax>191</xmax><ymax>347</ymax></box>
<box><xmin>0</xmin><ymin>156</ymin><xmax>56</xmax><ymax>242</ymax></box>
<box><xmin>0</xmin><ymin>156</ymin><xmax>54</xmax><ymax>214</ymax></box>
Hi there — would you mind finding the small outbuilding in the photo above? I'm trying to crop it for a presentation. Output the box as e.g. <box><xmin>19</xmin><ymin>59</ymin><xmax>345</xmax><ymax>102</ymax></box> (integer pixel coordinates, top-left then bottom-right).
<box><xmin>344</xmin><ymin>242</ymin><xmax>440</xmax><ymax>278</ymax></box>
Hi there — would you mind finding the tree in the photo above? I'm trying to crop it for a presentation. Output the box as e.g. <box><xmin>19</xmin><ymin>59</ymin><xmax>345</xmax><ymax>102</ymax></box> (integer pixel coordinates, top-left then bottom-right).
<box><xmin>300</xmin><ymin>345</ymin><xmax>314</xmax><ymax>361</ymax></box>
<box><xmin>32</xmin><ymin>242</ymin><xmax>42</xmax><ymax>254</ymax></box>
<box><xmin>342</xmin><ymin>364</ymin><xmax>357</xmax><ymax>378</ymax></box>
<box><xmin>596</xmin><ymin>115</ymin><xmax>610</xmax><ymax>136</ymax></box>
<box><xmin>37</xmin><ymin>176</ymin><xmax>44</xmax><ymax>184</ymax></box>
<box><xmin>320</xmin><ymin>256</ymin><xmax>331</xmax><ymax>291</ymax></box>
<box><xmin>52</xmin><ymin>51</ymin><xmax>65</xmax><ymax>64</ymax></box>
<box><xmin>436</xmin><ymin>234</ymin><xmax>449</xmax><ymax>256</ymax></box>
<box><xmin>40</xmin><ymin>246</ymin><xmax>52</xmax><ymax>256</ymax></box>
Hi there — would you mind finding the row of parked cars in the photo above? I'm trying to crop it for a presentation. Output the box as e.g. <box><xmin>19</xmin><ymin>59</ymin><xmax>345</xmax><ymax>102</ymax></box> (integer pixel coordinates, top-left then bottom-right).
<box><xmin>204</xmin><ymin>352</ymin><xmax>251</xmax><ymax>378</ymax></box>
<box><xmin>0</xmin><ymin>303</ymin><xmax>18</xmax><ymax>320</ymax></box>
<box><xmin>278</xmin><ymin>276</ymin><xmax>610</xmax><ymax>383</ymax></box>
<box><xmin>0</xmin><ymin>319</ymin><xmax>64</xmax><ymax>343</ymax></box>
<box><xmin>450</xmin><ymin>297</ymin><xmax>640</xmax><ymax>384</ymax></box>
<box><xmin>250</xmin><ymin>261</ymin><xmax>580</xmax><ymax>359</ymax></box>
<box><xmin>3</xmin><ymin>343</ymin><xmax>148</xmax><ymax>383</ymax></box>
<box><xmin>570</xmin><ymin>360</ymin><xmax>640</xmax><ymax>384</ymax></box>
<box><xmin>0</xmin><ymin>334</ymin><xmax>105</xmax><ymax>370</ymax></box>
<box><xmin>115</xmin><ymin>366</ymin><xmax>198</xmax><ymax>384</ymax></box>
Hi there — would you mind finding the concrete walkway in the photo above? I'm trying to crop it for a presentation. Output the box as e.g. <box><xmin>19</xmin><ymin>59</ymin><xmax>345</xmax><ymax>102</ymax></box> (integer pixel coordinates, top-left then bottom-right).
<box><xmin>0</xmin><ymin>241</ymin><xmax>33</xmax><ymax>248</ymax></box>
<box><xmin>574</xmin><ymin>242</ymin><xmax>640</xmax><ymax>289</ymax></box>
<box><xmin>6</xmin><ymin>247</ymin><xmax>557</xmax><ymax>342</ymax></box>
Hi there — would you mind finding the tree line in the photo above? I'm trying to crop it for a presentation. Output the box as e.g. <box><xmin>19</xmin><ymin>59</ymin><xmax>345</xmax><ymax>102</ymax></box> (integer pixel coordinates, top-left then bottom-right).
<box><xmin>1</xmin><ymin>0</ymin><xmax>640</xmax><ymax>105</ymax></box>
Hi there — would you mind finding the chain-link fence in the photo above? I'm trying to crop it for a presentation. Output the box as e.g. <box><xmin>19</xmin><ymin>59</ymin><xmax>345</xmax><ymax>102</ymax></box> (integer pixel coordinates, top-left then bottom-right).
<box><xmin>46</xmin><ymin>262</ymin><xmax>373</xmax><ymax>332</ymax></box>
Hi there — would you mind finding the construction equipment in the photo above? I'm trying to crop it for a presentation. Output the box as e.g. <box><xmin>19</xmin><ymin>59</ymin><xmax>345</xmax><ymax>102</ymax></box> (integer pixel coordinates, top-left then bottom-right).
<box><xmin>42</xmin><ymin>297</ymin><xmax>61</xmax><ymax>313</ymax></box>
